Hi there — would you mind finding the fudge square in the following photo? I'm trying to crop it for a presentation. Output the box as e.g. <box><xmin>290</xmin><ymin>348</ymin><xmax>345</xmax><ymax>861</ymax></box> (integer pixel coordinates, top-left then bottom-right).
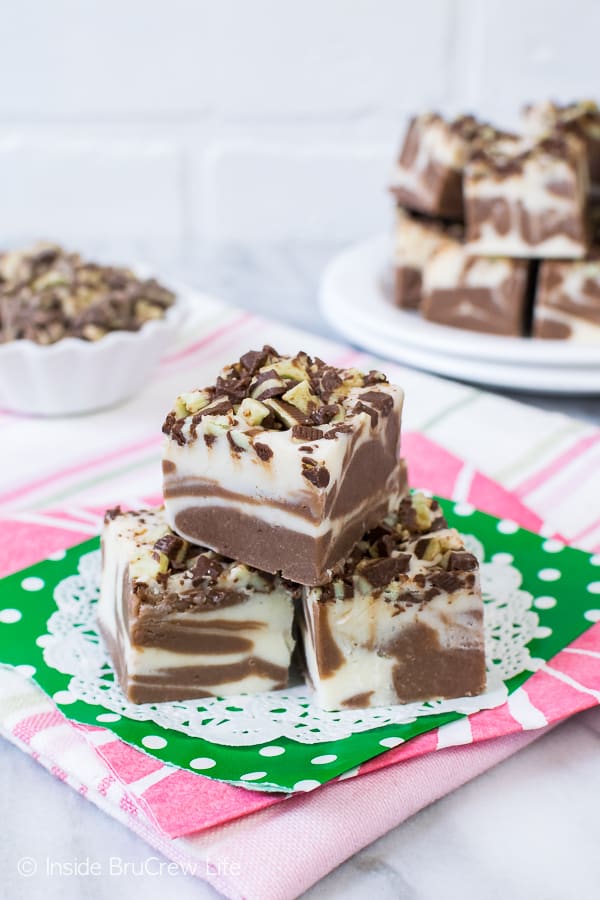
<box><xmin>421</xmin><ymin>235</ymin><xmax>532</xmax><ymax>336</ymax></box>
<box><xmin>300</xmin><ymin>493</ymin><xmax>486</xmax><ymax>710</ymax></box>
<box><xmin>390</xmin><ymin>113</ymin><xmax>500</xmax><ymax>221</ymax></box>
<box><xmin>533</xmin><ymin>257</ymin><xmax>600</xmax><ymax>342</ymax></box>
<box><xmin>390</xmin><ymin>113</ymin><xmax>484</xmax><ymax>220</ymax></box>
<box><xmin>393</xmin><ymin>207</ymin><xmax>464</xmax><ymax>310</ymax></box>
<box><xmin>98</xmin><ymin>507</ymin><xmax>297</xmax><ymax>703</ymax></box>
<box><xmin>465</xmin><ymin>134</ymin><xmax>589</xmax><ymax>258</ymax></box>
<box><xmin>523</xmin><ymin>99</ymin><xmax>600</xmax><ymax>186</ymax></box>
<box><xmin>162</xmin><ymin>347</ymin><xmax>406</xmax><ymax>586</ymax></box>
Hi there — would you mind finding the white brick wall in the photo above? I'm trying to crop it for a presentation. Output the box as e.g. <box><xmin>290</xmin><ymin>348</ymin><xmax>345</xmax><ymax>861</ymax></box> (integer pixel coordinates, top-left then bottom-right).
<box><xmin>200</xmin><ymin>143</ymin><xmax>393</xmax><ymax>241</ymax></box>
<box><xmin>0</xmin><ymin>137</ymin><xmax>182</xmax><ymax>242</ymax></box>
<box><xmin>0</xmin><ymin>0</ymin><xmax>598</xmax><ymax>246</ymax></box>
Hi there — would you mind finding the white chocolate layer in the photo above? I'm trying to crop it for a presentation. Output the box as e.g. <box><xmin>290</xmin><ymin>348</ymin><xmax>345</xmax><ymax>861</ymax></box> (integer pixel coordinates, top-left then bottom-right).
<box><xmin>466</xmin><ymin>229</ymin><xmax>586</xmax><ymax>260</ymax></box>
<box><xmin>394</xmin><ymin>209</ymin><xmax>457</xmax><ymax>269</ymax></box>
<box><xmin>424</xmin><ymin>240</ymin><xmax>522</xmax><ymax>290</ymax></box>
<box><xmin>534</xmin><ymin>305</ymin><xmax>600</xmax><ymax>343</ymax></box>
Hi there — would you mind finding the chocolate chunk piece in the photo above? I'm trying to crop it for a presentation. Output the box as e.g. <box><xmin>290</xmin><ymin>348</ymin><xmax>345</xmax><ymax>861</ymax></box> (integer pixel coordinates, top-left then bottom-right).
<box><xmin>354</xmin><ymin>401</ymin><xmax>379</xmax><ymax>428</ymax></box>
<box><xmin>311</xmin><ymin>404</ymin><xmax>340</xmax><ymax>425</ymax></box>
<box><xmin>360</xmin><ymin>555</ymin><xmax>410</xmax><ymax>587</ymax></box>
<box><xmin>249</xmin><ymin>369</ymin><xmax>289</xmax><ymax>401</ymax></box>
<box><xmin>319</xmin><ymin>367</ymin><xmax>342</xmax><ymax>397</ymax></box>
<box><xmin>323</xmin><ymin>424</ymin><xmax>353</xmax><ymax>439</ymax></box>
<box><xmin>254</xmin><ymin>441</ymin><xmax>273</xmax><ymax>461</ymax></box>
<box><xmin>291</xmin><ymin>424</ymin><xmax>324</xmax><ymax>442</ymax></box>
<box><xmin>239</xmin><ymin>346</ymin><xmax>271</xmax><ymax>374</ymax></box>
<box><xmin>216</xmin><ymin>374</ymin><xmax>251</xmax><ymax>403</ymax></box>
<box><xmin>358</xmin><ymin>390</ymin><xmax>394</xmax><ymax>416</ymax></box>
<box><xmin>153</xmin><ymin>533</ymin><xmax>187</xmax><ymax>564</ymax></box>
<box><xmin>301</xmin><ymin>461</ymin><xmax>330</xmax><ymax>489</ymax></box>
<box><xmin>428</xmin><ymin>570</ymin><xmax>463</xmax><ymax>593</ymax></box>
<box><xmin>448</xmin><ymin>551</ymin><xmax>478</xmax><ymax>571</ymax></box>
<box><xmin>191</xmin><ymin>555</ymin><xmax>223</xmax><ymax>584</ymax></box>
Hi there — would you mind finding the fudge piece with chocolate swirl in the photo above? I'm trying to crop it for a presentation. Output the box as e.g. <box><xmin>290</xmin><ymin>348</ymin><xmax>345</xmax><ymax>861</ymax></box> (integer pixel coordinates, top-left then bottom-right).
<box><xmin>390</xmin><ymin>113</ymin><xmax>500</xmax><ymax>220</ymax></box>
<box><xmin>162</xmin><ymin>347</ymin><xmax>406</xmax><ymax>585</ymax></box>
<box><xmin>98</xmin><ymin>506</ymin><xmax>297</xmax><ymax>704</ymax></box>
<box><xmin>300</xmin><ymin>493</ymin><xmax>486</xmax><ymax>709</ymax></box>
<box><xmin>465</xmin><ymin>134</ymin><xmax>589</xmax><ymax>259</ymax></box>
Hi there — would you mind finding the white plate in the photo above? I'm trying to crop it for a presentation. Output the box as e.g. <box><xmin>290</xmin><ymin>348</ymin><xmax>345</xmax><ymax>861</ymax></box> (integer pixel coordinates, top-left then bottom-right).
<box><xmin>319</xmin><ymin>234</ymin><xmax>600</xmax><ymax>391</ymax></box>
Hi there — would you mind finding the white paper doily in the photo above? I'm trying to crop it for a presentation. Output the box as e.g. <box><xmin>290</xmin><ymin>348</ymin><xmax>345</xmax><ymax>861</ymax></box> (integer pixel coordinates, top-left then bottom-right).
<box><xmin>41</xmin><ymin>539</ymin><xmax>538</xmax><ymax>746</ymax></box>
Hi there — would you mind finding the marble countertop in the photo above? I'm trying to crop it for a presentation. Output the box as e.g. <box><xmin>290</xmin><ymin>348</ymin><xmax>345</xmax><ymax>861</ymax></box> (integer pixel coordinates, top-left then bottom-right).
<box><xmin>1</xmin><ymin>241</ymin><xmax>599</xmax><ymax>900</ymax></box>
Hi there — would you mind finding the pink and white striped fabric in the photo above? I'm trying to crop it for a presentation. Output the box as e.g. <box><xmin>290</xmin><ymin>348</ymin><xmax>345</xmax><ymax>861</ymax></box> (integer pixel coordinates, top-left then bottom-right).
<box><xmin>1</xmin><ymin>433</ymin><xmax>596</xmax><ymax>843</ymax></box>
<box><xmin>1</xmin><ymin>297</ymin><xmax>600</xmax><ymax>897</ymax></box>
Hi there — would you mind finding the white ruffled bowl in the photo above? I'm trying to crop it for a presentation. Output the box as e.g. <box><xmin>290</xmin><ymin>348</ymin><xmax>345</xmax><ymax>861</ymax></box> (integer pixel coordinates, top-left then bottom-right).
<box><xmin>0</xmin><ymin>298</ymin><xmax>186</xmax><ymax>416</ymax></box>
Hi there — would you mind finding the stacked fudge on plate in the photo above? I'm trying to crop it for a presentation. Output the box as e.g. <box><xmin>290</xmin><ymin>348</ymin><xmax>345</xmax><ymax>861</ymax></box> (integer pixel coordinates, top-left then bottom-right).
<box><xmin>99</xmin><ymin>348</ymin><xmax>486</xmax><ymax>710</ymax></box>
<box><xmin>390</xmin><ymin>101</ymin><xmax>600</xmax><ymax>341</ymax></box>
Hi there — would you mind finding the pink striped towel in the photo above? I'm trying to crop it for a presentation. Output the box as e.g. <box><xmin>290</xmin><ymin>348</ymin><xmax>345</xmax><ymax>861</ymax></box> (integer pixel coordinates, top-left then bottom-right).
<box><xmin>2</xmin><ymin>430</ymin><xmax>600</xmax><ymax>872</ymax></box>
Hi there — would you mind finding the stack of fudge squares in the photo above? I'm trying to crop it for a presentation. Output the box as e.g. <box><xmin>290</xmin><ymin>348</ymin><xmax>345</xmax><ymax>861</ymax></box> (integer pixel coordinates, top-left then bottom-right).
<box><xmin>99</xmin><ymin>347</ymin><xmax>486</xmax><ymax>710</ymax></box>
<box><xmin>390</xmin><ymin>100</ymin><xmax>600</xmax><ymax>341</ymax></box>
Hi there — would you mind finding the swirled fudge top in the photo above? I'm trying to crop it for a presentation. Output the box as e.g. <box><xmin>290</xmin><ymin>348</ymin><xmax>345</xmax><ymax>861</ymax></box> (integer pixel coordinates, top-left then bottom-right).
<box><xmin>162</xmin><ymin>346</ymin><xmax>401</xmax><ymax>449</ymax></box>
<box><xmin>523</xmin><ymin>99</ymin><xmax>600</xmax><ymax>141</ymax></box>
<box><xmin>467</xmin><ymin>132</ymin><xmax>585</xmax><ymax>182</ymax></box>
<box><xmin>396</xmin><ymin>113</ymin><xmax>512</xmax><ymax>167</ymax></box>
<box><xmin>104</xmin><ymin>506</ymin><xmax>295</xmax><ymax>612</ymax></box>
<box><xmin>316</xmin><ymin>493</ymin><xmax>478</xmax><ymax>606</ymax></box>
<box><xmin>445</xmin><ymin>115</ymin><xmax>513</xmax><ymax>152</ymax></box>
<box><xmin>416</xmin><ymin>112</ymin><xmax>483</xmax><ymax>143</ymax></box>
<box><xmin>0</xmin><ymin>242</ymin><xmax>175</xmax><ymax>345</ymax></box>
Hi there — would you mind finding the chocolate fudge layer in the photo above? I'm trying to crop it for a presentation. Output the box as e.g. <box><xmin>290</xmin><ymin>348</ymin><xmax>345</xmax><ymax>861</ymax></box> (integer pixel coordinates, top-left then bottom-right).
<box><xmin>465</xmin><ymin>134</ymin><xmax>589</xmax><ymax>258</ymax></box>
<box><xmin>393</xmin><ymin>207</ymin><xmax>464</xmax><ymax>310</ymax></box>
<box><xmin>0</xmin><ymin>242</ymin><xmax>175</xmax><ymax>345</ymax></box>
<box><xmin>162</xmin><ymin>348</ymin><xmax>406</xmax><ymax>585</ymax></box>
<box><xmin>523</xmin><ymin>99</ymin><xmax>600</xmax><ymax>185</ymax></box>
<box><xmin>300</xmin><ymin>494</ymin><xmax>486</xmax><ymax>710</ymax></box>
<box><xmin>533</xmin><ymin>257</ymin><xmax>600</xmax><ymax>342</ymax></box>
<box><xmin>421</xmin><ymin>235</ymin><xmax>532</xmax><ymax>336</ymax></box>
<box><xmin>98</xmin><ymin>507</ymin><xmax>297</xmax><ymax>704</ymax></box>
<box><xmin>390</xmin><ymin>113</ymin><xmax>500</xmax><ymax>220</ymax></box>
